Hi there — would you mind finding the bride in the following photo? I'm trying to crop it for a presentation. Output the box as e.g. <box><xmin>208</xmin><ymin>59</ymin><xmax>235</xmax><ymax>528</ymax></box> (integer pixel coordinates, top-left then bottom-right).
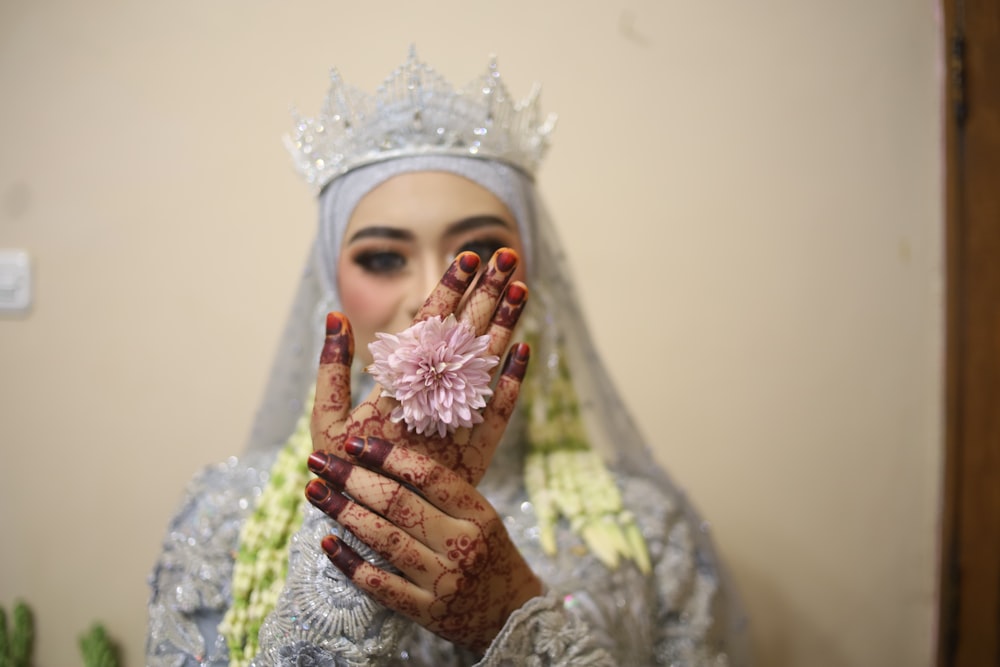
<box><xmin>147</xmin><ymin>49</ymin><xmax>750</xmax><ymax>666</ymax></box>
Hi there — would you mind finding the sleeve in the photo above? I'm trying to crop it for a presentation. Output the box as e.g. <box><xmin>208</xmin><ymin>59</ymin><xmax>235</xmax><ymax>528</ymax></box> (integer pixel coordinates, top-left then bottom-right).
<box><xmin>487</xmin><ymin>472</ymin><xmax>746</xmax><ymax>666</ymax></box>
<box><xmin>252</xmin><ymin>508</ymin><xmax>616</xmax><ymax>667</ymax></box>
<box><xmin>474</xmin><ymin>591</ymin><xmax>615</xmax><ymax>666</ymax></box>
<box><xmin>146</xmin><ymin>461</ymin><xmax>260</xmax><ymax>666</ymax></box>
<box><xmin>247</xmin><ymin>475</ymin><xmax>747</xmax><ymax>666</ymax></box>
<box><xmin>250</xmin><ymin>505</ymin><xmax>412</xmax><ymax>666</ymax></box>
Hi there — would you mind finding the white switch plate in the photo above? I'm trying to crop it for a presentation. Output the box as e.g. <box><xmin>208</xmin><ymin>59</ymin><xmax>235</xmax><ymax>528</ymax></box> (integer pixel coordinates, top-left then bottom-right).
<box><xmin>0</xmin><ymin>250</ymin><xmax>32</xmax><ymax>314</ymax></box>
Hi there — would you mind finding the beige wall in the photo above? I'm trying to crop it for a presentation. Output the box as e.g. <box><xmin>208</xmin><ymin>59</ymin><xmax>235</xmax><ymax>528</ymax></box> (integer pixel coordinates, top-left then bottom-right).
<box><xmin>0</xmin><ymin>2</ymin><xmax>942</xmax><ymax>665</ymax></box>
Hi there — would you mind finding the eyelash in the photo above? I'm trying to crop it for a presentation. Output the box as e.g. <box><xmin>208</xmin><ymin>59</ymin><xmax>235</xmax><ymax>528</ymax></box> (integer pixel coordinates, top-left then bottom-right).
<box><xmin>352</xmin><ymin>237</ymin><xmax>508</xmax><ymax>276</ymax></box>
<box><xmin>457</xmin><ymin>237</ymin><xmax>506</xmax><ymax>265</ymax></box>
<box><xmin>352</xmin><ymin>250</ymin><xmax>406</xmax><ymax>275</ymax></box>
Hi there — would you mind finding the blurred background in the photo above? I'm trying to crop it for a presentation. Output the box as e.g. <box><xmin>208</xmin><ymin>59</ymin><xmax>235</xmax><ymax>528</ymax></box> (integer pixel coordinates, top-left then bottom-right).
<box><xmin>0</xmin><ymin>1</ymin><xmax>942</xmax><ymax>665</ymax></box>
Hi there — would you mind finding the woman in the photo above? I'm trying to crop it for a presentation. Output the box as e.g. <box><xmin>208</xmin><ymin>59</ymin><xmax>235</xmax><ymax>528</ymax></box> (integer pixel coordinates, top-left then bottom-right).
<box><xmin>147</xmin><ymin>50</ymin><xmax>750</xmax><ymax>666</ymax></box>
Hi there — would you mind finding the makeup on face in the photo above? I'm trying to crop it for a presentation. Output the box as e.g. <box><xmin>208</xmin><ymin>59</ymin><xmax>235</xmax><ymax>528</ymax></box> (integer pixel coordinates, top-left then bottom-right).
<box><xmin>347</xmin><ymin>215</ymin><xmax>515</xmax><ymax>277</ymax></box>
<box><xmin>336</xmin><ymin>172</ymin><xmax>526</xmax><ymax>364</ymax></box>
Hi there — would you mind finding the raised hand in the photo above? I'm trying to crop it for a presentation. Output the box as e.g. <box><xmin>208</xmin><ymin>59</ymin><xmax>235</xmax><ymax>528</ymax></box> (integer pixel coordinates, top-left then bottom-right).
<box><xmin>305</xmin><ymin>393</ymin><xmax>541</xmax><ymax>653</ymax></box>
<box><xmin>310</xmin><ymin>248</ymin><xmax>528</xmax><ymax>485</ymax></box>
<box><xmin>306</xmin><ymin>248</ymin><xmax>540</xmax><ymax>650</ymax></box>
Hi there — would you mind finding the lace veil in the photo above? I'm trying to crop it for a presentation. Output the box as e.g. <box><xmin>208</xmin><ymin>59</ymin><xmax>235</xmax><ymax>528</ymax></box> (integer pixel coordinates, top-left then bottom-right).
<box><xmin>241</xmin><ymin>148</ymin><xmax>746</xmax><ymax>636</ymax></box>
<box><xmin>234</xmin><ymin>49</ymin><xmax>749</xmax><ymax>657</ymax></box>
<box><xmin>244</xmin><ymin>153</ymin><xmax>652</xmax><ymax>477</ymax></box>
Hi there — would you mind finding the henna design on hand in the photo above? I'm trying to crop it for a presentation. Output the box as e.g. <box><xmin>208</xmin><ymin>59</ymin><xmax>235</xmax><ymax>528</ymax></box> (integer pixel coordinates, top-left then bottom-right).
<box><xmin>311</xmin><ymin>313</ymin><xmax>355</xmax><ymax>447</ymax></box>
<box><xmin>304</xmin><ymin>478</ymin><xmax>348</xmax><ymax>519</ymax></box>
<box><xmin>440</xmin><ymin>252</ymin><xmax>481</xmax><ymax>292</ymax></box>
<box><xmin>459</xmin><ymin>249</ymin><xmax>519</xmax><ymax>335</ymax></box>
<box><xmin>308</xmin><ymin>441</ymin><xmax>543</xmax><ymax>653</ymax></box>
<box><xmin>417</xmin><ymin>251</ymin><xmax>481</xmax><ymax>321</ymax></box>
<box><xmin>481</xmin><ymin>282</ymin><xmax>528</xmax><ymax>359</ymax></box>
<box><xmin>306</xmin><ymin>250</ymin><xmax>540</xmax><ymax>652</ymax></box>
<box><xmin>320</xmin><ymin>535</ymin><xmax>364</xmax><ymax>578</ymax></box>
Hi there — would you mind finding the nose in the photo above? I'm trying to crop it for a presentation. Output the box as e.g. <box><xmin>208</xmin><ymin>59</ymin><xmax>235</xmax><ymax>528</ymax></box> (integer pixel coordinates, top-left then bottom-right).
<box><xmin>406</xmin><ymin>256</ymin><xmax>449</xmax><ymax>320</ymax></box>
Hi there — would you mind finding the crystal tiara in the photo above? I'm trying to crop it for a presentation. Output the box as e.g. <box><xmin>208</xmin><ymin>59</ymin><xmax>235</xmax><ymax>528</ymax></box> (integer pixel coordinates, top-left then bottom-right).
<box><xmin>286</xmin><ymin>48</ymin><xmax>557</xmax><ymax>192</ymax></box>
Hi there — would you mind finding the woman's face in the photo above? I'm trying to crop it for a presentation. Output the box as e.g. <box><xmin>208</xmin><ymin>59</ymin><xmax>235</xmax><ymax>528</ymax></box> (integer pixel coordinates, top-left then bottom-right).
<box><xmin>337</xmin><ymin>171</ymin><xmax>526</xmax><ymax>364</ymax></box>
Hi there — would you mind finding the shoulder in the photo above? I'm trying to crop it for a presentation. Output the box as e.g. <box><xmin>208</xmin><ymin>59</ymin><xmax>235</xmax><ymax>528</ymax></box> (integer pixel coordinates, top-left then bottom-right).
<box><xmin>151</xmin><ymin>455</ymin><xmax>273</xmax><ymax>611</ymax></box>
<box><xmin>147</xmin><ymin>455</ymin><xmax>274</xmax><ymax>665</ymax></box>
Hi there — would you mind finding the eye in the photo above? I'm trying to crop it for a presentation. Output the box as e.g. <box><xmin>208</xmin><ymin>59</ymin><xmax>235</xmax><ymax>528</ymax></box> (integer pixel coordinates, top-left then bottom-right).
<box><xmin>353</xmin><ymin>250</ymin><xmax>406</xmax><ymax>275</ymax></box>
<box><xmin>458</xmin><ymin>238</ymin><xmax>506</xmax><ymax>265</ymax></box>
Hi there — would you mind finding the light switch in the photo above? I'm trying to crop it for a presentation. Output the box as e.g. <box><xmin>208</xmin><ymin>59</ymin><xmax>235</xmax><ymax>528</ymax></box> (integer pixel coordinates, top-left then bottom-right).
<box><xmin>0</xmin><ymin>250</ymin><xmax>32</xmax><ymax>314</ymax></box>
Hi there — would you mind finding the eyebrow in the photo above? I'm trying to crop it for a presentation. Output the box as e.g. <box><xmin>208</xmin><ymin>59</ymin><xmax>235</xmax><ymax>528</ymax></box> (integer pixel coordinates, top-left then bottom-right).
<box><xmin>347</xmin><ymin>215</ymin><xmax>512</xmax><ymax>244</ymax></box>
<box><xmin>445</xmin><ymin>215</ymin><xmax>512</xmax><ymax>237</ymax></box>
<box><xmin>347</xmin><ymin>226</ymin><xmax>414</xmax><ymax>243</ymax></box>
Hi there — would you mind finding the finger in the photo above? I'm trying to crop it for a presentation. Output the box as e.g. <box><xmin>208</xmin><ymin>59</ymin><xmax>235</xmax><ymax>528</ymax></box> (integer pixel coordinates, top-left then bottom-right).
<box><xmin>305</xmin><ymin>477</ymin><xmax>350</xmax><ymax>521</ymax></box>
<box><xmin>344</xmin><ymin>436</ymin><xmax>491</xmax><ymax>519</ymax></box>
<box><xmin>308</xmin><ymin>448</ymin><xmax>453</xmax><ymax>549</ymax></box>
<box><xmin>366</xmin><ymin>252</ymin><xmax>481</xmax><ymax>416</ymax></box>
<box><xmin>413</xmin><ymin>252</ymin><xmax>481</xmax><ymax>323</ymax></box>
<box><xmin>321</xmin><ymin>535</ymin><xmax>434</xmax><ymax>618</ymax></box>
<box><xmin>470</xmin><ymin>343</ymin><xmax>530</xmax><ymax>479</ymax></box>
<box><xmin>482</xmin><ymin>282</ymin><xmax>528</xmax><ymax>359</ymax></box>
<box><xmin>312</xmin><ymin>312</ymin><xmax>355</xmax><ymax>449</ymax></box>
<box><xmin>458</xmin><ymin>248</ymin><xmax>518</xmax><ymax>335</ymax></box>
<box><xmin>309</xmin><ymin>478</ymin><xmax>443</xmax><ymax>587</ymax></box>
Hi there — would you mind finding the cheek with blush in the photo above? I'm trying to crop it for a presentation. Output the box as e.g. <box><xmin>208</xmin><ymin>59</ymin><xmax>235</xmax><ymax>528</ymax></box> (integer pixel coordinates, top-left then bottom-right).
<box><xmin>337</xmin><ymin>263</ymin><xmax>406</xmax><ymax>363</ymax></box>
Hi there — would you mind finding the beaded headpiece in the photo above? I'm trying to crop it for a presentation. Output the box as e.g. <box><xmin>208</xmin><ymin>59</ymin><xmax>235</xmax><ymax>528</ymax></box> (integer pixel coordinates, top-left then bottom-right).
<box><xmin>286</xmin><ymin>48</ymin><xmax>557</xmax><ymax>192</ymax></box>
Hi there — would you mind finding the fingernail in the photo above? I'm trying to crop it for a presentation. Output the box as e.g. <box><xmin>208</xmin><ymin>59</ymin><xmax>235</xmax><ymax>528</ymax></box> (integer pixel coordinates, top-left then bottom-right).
<box><xmin>344</xmin><ymin>436</ymin><xmax>364</xmax><ymax>457</ymax></box>
<box><xmin>307</xmin><ymin>451</ymin><xmax>329</xmax><ymax>473</ymax></box>
<box><xmin>458</xmin><ymin>252</ymin><xmax>481</xmax><ymax>273</ymax></box>
<box><xmin>306</xmin><ymin>480</ymin><xmax>348</xmax><ymax>517</ymax></box>
<box><xmin>505</xmin><ymin>283</ymin><xmax>527</xmax><ymax>306</ymax></box>
<box><xmin>442</xmin><ymin>255</ymin><xmax>479</xmax><ymax>292</ymax></box>
<box><xmin>312</xmin><ymin>453</ymin><xmax>352</xmax><ymax>488</ymax></box>
<box><xmin>305</xmin><ymin>479</ymin><xmax>331</xmax><ymax>503</ymax></box>
<box><xmin>502</xmin><ymin>343</ymin><xmax>530</xmax><ymax>381</ymax></box>
<box><xmin>320</xmin><ymin>534</ymin><xmax>339</xmax><ymax>555</ymax></box>
<box><xmin>495</xmin><ymin>248</ymin><xmax>518</xmax><ymax>273</ymax></box>
<box><xmin>321</xmin><ymin>535</ymin><xmax>364</xmax><ymax>577</ymax></box>
<box><xmin>512</xmin><ymin>342</ymin><xmax>530</xmax><ymax>362</ymax></box>
<box><xmin>320</xmin><ymin>318</ymin><xmax>353</xmax><ymax>365</ymax></box>
<box><xmin>326</xmin><ymin>312</ymin><xmax>344</xmax><ymax>336</ymax></box>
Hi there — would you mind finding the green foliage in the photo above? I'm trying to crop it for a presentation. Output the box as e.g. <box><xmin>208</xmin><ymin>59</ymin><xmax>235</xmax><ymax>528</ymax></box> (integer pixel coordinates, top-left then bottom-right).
<box><xmin>0</xmin><ymin>600</ymin><xmax>119</xmax><ymax>667</ymax></box>
<box><xmin>0</xmin><ymin>607</ymin><xmax>9</xmax><ymax>667</ymax></box>
<box><xmin>10</xmin><ymin>604</ymin><xmax>32</xmax><ymax>667</ymax></box>
<box><xmin>0</xmin><ymin>601</ymin><xmax>34</xmax><ymax>667</ymax></box>
<box><xmin>79</xmin><ymin>624</ymin><xmax>120</xmax><ymax>667</ymax></box>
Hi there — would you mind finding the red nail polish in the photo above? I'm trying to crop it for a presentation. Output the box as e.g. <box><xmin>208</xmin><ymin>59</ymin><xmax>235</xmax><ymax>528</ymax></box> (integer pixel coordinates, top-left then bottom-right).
<box><xmin>496</xmin><ymin>249</ymin><xmax>517</xmax><ymax>272</ymax></box>
<box><xmin>322</xmin><ymin>535</ymin><xmax>364</xmax><ymax>577</ymax></box>
<box><xmin>305</xmin><ymin>479</ymin><xmax>330</xmax><ymax>503</ymax></box>
<box><xmin>502</xmin><ymin>343</ymin><xmax>530</xmax><ymax>381</ymax></box>
<box><xmin>326</xmin><ymin>312</ymin><xmax>343</xmax><ymax>336</ymax></box>
<box><xmin>505</xmin><ymin>283</ymin><xmax>527</xmax><ymax>305</ymax></box>
<box><xmin>320</xmin><ymin>315</ymin><xmax>353</xmax><ymax>365</ymax></box>
<box><xmin>458</xmin><ymin>252</ymin><xmax>480</xmax><ymax>273</ymax></box>
<box><xmin>307</xmin><ymin>451</ymin><xmax>329</xmax><ymax>473</ymax></box>
<box><xmin>321</xmin><ymin>534</ymin><xmax>339</xmax><ymax>555</ymax></box>
<box><xmin>441</xmin><ymin>255</ymin><xmax>478</xmax><ymax>293</ymax></box>
<box><xmin>307</xmin><ymin>481</ymin><xmax>348</xmax><ymax>518</ymax></box>
<box><xmin>344</xmin><ymin>436</ymin><xmax>364</xmax><ymax>457</ymax></box>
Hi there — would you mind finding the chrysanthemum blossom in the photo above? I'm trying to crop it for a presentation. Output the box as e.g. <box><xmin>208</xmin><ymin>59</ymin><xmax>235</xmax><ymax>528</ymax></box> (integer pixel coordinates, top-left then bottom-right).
<box><xmin>368</xmin><ymin>314</ymin><xmax>500</xmax><ymax>438</ymax></box>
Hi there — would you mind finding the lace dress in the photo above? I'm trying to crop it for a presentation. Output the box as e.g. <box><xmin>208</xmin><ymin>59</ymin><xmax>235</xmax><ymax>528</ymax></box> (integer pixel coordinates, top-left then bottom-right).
<box><xmin>147</xmin><ymin>425</ymin><xmax>744</xmax><ymax>666</ymax></box>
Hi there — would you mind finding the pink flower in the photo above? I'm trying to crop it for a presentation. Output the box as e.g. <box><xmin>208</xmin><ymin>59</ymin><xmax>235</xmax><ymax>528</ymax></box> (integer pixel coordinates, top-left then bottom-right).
<box><xmin>368</xmin><ymin>314</ymin><xmax>500</xmax><ymax>438</ymax></box>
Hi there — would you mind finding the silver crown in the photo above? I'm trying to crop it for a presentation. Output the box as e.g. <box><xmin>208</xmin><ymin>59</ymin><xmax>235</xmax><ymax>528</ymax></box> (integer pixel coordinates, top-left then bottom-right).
<box><xmin>286</xmin><ymin>49</ymin><xmax>557</xmax><ymax>192</ymax></box>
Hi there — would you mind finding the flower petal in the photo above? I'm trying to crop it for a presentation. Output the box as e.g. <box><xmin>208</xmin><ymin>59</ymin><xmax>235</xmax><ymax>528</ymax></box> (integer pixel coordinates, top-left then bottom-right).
<box><xmin>367</xmin><ymin>315</ymin><xmax>500</xmax><ymax>437</ymax></box>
